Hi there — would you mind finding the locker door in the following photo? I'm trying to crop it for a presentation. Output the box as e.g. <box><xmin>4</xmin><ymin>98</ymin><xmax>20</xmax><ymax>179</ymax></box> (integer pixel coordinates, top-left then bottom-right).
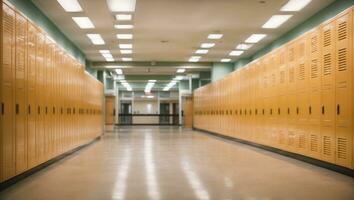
<box><xmin>287</xmin><ymin>43</ymin><xmax>297</xmax><ymax>152</ymax></box>
<box><xmin>335</xmin><ymin>11</ymin><xmax>352</xmax><ymax>168</ymax></box>
<box><xmin>296</xmin><ymin>36</ymin><xmax>309</xmax><ymax>155</ymax></box>
<box><xmin>36</xmin><ymin>30</ymin><xmax>45</xmax><ymax>164</ymax></box>
<box><xmin>1</xmin><ymin>3</ymin><xmax>16</xmax><ymax>181</ymax></box>
<box><xmin>308</xmin><ymin>28</ymin><xmax>322</xmax><ymax>159</ymax></box>
<box><xmin>14</xmin><ymin>11</ymin><xmax>28</xmax><ymax>174</ymax></box>
<box><xmin>278</xmin><ymin>49</ymin><xmax>288</xmax><ymax>150</ymax></box>
<box><xmin>27</xmin><ymin>22</ymin><xmax>37</xmax><ymax>168</ymax></box>
<box><xmin>321</xmin><ymin>20</ymin><xmax>336</xmax><ymax>163</ymax></box>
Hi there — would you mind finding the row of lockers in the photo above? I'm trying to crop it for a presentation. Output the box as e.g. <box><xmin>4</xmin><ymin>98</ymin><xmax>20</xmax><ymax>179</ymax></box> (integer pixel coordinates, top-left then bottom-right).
<box><xmin>0</xmin><ymin>2</ymin><xmax>104</xmax><ymax>183</ymax></box>
<box><xmin>194</xmin><ymin>7</ymin><xmax>354</xmax><ymax>169</ymax></box>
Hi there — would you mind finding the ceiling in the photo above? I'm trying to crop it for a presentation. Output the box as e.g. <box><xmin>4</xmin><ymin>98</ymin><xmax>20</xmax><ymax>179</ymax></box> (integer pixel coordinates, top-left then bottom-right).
<box><xmin>32</xmin><ymin>0</ymin><xmax>335</xmax><ymax>63</ymax></box>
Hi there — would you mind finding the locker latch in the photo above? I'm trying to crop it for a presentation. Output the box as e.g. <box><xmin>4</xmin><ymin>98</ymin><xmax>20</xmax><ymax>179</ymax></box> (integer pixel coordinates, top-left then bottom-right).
<box><xmin>337</xmin><ymin>104</ymin><xmax>340</xmax><ymax>115</ymax></box>
<box><xmin>16</xmin><ymin>104</ymin><xmax>19</xmax><ymax>115</ymax></box>
<box><xmin>1</xmin><ymin>103</ymin><xmax>4</xmax><ymax>115</ymax></box>
<box><xmin>322</xmin><ymin>106</ymin><xmax>325</xmax><ymax>115</ymax></box>
<box><xmin>28</xmin><ymin>105</ymin><xmax>31</xmax><ymax>114</ymax></box>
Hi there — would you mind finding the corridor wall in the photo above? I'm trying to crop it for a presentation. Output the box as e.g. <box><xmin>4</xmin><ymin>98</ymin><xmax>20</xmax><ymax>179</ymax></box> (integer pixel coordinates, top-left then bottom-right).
<box><xmin>0</xmin><ymin>1</ymin><xmax>104</xmax><ymax>183</ymax></box>
<box><xmin>194</xmin><ymin>7</ymin><xmax>354</xmax><ymax>170</ymax></box>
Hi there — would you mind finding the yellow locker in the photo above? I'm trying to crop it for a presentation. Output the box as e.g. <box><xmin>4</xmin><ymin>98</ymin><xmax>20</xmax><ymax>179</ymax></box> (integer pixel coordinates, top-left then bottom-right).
<box><xmin>295</xmin><ymin>36</ymin><xmax>310</xmax><ymax>155</ymax></box>
<box><xmin>1</xmin><ymin>3</ymin><xmax>16</xmax><ymax>181</ymax></box>
<box><xmin>27</xmin><ymin>22</ymin><xmax>36</xmax><ymax>168</ymax></box>
<box><xmin>321</xmin><ymin>20</ymin><xmax>336</xmax><ymax>163</ymax></box>
<box><xmin>334</xmin><ymin>10</ymin><xmax>353</xmax><ymax>168</ymax></box>
<box><xmin>308</xmin><ymin>27</ymin><xmax>322</xmax><ymax>159</ymax></box>
<box><xmin>36</xmin><ymin>30</ymin><xmax>45</xmax><ymax>164</ymax></box>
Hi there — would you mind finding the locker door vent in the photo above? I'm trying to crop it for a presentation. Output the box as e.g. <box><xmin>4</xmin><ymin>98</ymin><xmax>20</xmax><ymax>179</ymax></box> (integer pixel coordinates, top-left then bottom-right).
<box><xmin>289</xmin><ymin>67</ymin><xmax>295</xmax><ymax>82</ymax></box>
<box><xmin>280</xmin><ymin>70</ymin><xmax>285</xmax><ymax>83</ymax></box>
<box><xmin>323</xmin><ymin>30</ymin><xmax>331</xmax><ymax>47</ymax></box>
<box><xmin>299</xmin><ymin>134</ymin><xmax>306</xmax><ymax>148</ymax></box>
<box><xmin>323</xmin><ymin>136</ymin><xmax>332</xmax><ymax>156</ymax></box>
<box><xmin>298</xmin><ymin>63</ymin><xmax>305</xmax><ymax>80</ymax></box>
<box><xmin>310</xmin><ymin>134</ymin><xmax>318</xmax><ymax>152</ymax></box>
<box><xmin>337</xmin><ymin>137</ymin><xmax>347</xmax><ymax>159</ymax></box>
<box><xmin>311</xmin><ymin>59</ymin><xmax>318</xmax><ymax>78</ymax></box>
<box><xmin>299</xmin><ymin>43</ymin><xmax>305</xmax><ymax>57</ymax></box>
<box><xmin>338</xmin><ymin>21</ymin><xmax>347</xmax><ymax>41</ymax></box>
<box><xmin>311</xmin><ymin>36</ymin><xmax>318</xmax><ymax>53</ymax></box>
<box><xmin>337</xmin><ymin>48</ymin><xmax>347</xmax><ymax>71</ymax></box>
<box><xmin>280</xmin><ymin>53</ymin><xmax>285</xmax><ymax>65</ymax></box>
<box><xmin>323</xmin><ymin>53</ymin><xmax>331</xmax><ymax>75</ymax></box>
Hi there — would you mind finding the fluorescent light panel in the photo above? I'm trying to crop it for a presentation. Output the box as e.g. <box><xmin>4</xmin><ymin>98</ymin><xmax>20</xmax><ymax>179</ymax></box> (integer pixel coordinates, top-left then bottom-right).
<box><xmin>208</xmin><ymin>34</ymin><xmax>223</xmax><ymax>39</ymax></box>
<box><xmin>221</xmin><ymin>58</ymin><xmax>231</xmax><ymax>62</ymax></box>
<box><xmin>200</xmin><ymin>43</ymin><xmax>215</xmax><ymax>48</ymax></box>
<box><xmin>177</xmin><ymin>68</ymin><xmax>186</xmax><ymax>73</ymax></box>
<box><xmin>280</xmin><ymin>0</ymin><xmax>312</xmax><ymax>12</ymax></box>
<box><xmin>120</xmin><ymin>49</ymin><xmax>132</xmax><ymax>54</ymax></box>
<box><xmin>102</xmin><ymin>53</ymin><xmax>113</xmax><ymax>58</ymax></box>
<box><xmin>236</xmin><ymin>44</ymin><xmax>253</xmax><ymax>50</ymax></box>
<box><xmin>245</xmin><ymin>34</ymin><xmax>266</xmax><ymax>43</ymax></box>
<box><xmin>87</xmin><ymin>34</ymin><xmax>105</xmax><ymax>45</ymax></box>
<box><xmin>107</xmin><ymin>0</ymin><xmax>136</xmax><ymax>12</ymax></box>
<box><xmin>229</xmin><ymin>50</ymin><xmax>244</xmax><ymax>56</ymax></box>
<box><xmin>122</xmin><ymin>57</ymin><xmax>132</xmax><ymax>61</ymax></box>
<box><xmin>117</xmin><ymin>34</ymin><xmax>133</xmax><ymax>39</ymax></box>
<box><xmin>262</xmin><ymin>15</ymin><xmax>292</xmax><ymax>29</ymax></box>
<box><xmin>189</xmin><ymin>56</ymin><xmax>201</xmax><ymax>62</ymax></box>
<box><xmin>195</xmin><ymin>49</ymin><xmax>208</xmax><ymax>54</ymax></box>
<box><xmin>114</xmin><ymin>24</ymin><xmax>134</xmax><ymax>29</ymax></box>
<box><xmin>105</xmin><ymin>57</ymin><xmax>115</xmax><ymax>62</ymax></box>
<box><xmin>72</xmin><ymin>17</ymin><xmax>94</xmax><ymax>29</ymax></box>
<box><xmin>116</xmin><ymin>14</ymin><xmax>132</xmax><ymax>21</ymax></box>
<box><xmin>119</xmin><ymin>44</ymin><xmax>133</xmax><ymax>49</ymax></box>
<box><xmin>57</xmin><ymin>0</ymin><xmax>82</xmax><ymax>12</ymax></box>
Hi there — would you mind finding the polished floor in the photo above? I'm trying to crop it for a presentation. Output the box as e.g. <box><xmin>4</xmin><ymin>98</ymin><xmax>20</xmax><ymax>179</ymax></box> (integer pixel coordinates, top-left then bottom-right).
<box><xmin>0</xmin><ymin>126</ymin><xmax>353</xmax><ymax>200</ymax></box>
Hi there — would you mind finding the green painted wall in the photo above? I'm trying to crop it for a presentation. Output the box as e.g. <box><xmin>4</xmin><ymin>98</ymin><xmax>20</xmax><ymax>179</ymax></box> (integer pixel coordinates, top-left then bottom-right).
<box><xmin>179</xmin><ymin>80</ymin><xmax>189</xmax><ymax>91</ymax></box>
<box><xmin>8</xmin><ymin>0</ymin><xmax>87</xmax><ymax>65</ymax></box>
<box><xmin>211</xmin><ymin>63</ymin><xmax>233</xmax><ymax>81</ymax></box>
<box><xmin>234</xmin><ymin>0</ymin><xmax>354</xmax><ymax>69</ymax></box>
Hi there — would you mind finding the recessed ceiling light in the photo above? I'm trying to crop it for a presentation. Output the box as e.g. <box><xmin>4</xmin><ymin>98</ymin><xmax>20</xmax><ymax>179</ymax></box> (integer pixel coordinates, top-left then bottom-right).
<box><xmin>102</xmin><ymin>53</ymin><xmax>113</xmax><ymax>58</ymax></box>
<box><xmin>280</xmin><ymin>0</ymin><xmax>312</xmax><ymax>12</ymax></box>
<box><xmin>236</xmin><ymin>44</ymin><xmax>253</xmax><ymax>50</ymax></box>
<box><xmin>114</xmin><ymin>24</ymin><xmax>134</xmax><ymax>29</ymax></box>
<box><xmin>115</xmin><ymin>14</ymin><xmax>132</xmax><ymax>21</ymax></box>
<box><xmin>99</xmin><ymin>50</ymin><xmax>110</xmax><ymax>54</ymax></box>
<box><xmin>148</xmin><ymin>80</ymin><xmax>157</xmax><ymax>82</ymax></box>
<box><xmin>208</xmin><ymin>34</ymin><xmax>223</xmax><ymax>39</ymax></box>
<box><xmin>122</xmin><ymin>57</ymin><xmax>132</xmax><ymax>61</ymax></box>
<box><xmin>107</xmin><ymin>0</ymin><xmax>136</xmax><ymax>12</ymax></box>
<box><xmin>57</xmin><ymin>0</ymin><xmax>82</xmax><ymax>12</ymax></box>
<box><xmin>189</xmin><ymin>56</ymin><xmax>201</xmax><ymax>62</ymax></box>
<box><xmin>72</xmin><ymin>17</ymin><xmax>95</xmax><ymax>29</ymax></box>
<box><xmin>105</xmin><ymin>57</ymin><xmax>115</xmax><ymax>62</ymax></box>
<box><xmin>174</xmin><ymin>76</ymin><xmax>184</xmax><ymax>81</ymax></box>
<box><xmin>200</xmin><ymin>43</ymin><xmax>215</xmax><ymax>48</ymax></box>
<box><xmin>87</xmin><ymin>34</ymin><xmax>105</xmax><ymax>45</ymax></box>
<box><xmin>117</xmin><ymin>34</ymin><xmax>133</xmax><ymax>39</ymax></box>
<box><xmin>229</xmin><ymin>50</ymin><xmax>244</xmax><ymax>56</ymax></box>
<box><xmin>115</xmin><ymin>69</ymin><xmax>123</xmax><ymax>74</ymax></box>
<box><xmin>177</xmin><ymin>68</ymin><xmax>186</xmax><ymax>73</ymax></box>
<box><xmin>119</xmin><ymin>44</ymin><xmax>133</xmax><ymax>49</ymax></box>
<box><xmin>221</xmin><ymin>58</ymin><xmax>231</xmax><ymax>62</ymax></box>
<box><xmin>262</xmin><ymin>15</ymin><xmax>292</xmax><ymax>29</ymax></box>
<box><xmin>120</xmin><ymin>49</ymin><xmax>132</xmax><ymax>54</ymax></box>
<box><xmin>195</xmin><ymin>49</ymin><xmax>209</xmax><ymax>54</ymax></box>
<box><xmin>245</xmin><ymin>34</ymin><xmax>266</xmax><ymax>43</ymax></box>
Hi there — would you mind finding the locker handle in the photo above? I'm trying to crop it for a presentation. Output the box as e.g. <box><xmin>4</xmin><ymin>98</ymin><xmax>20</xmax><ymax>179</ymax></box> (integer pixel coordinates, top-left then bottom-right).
<box><xmin>337</xmin><ymin>104</ymin><xmax>340</xmax><ymax>115</ymax></box>
<box><xmin>113</xmin><ymin>109</ymin><xmax>116</xmax><ymax>116</ymax></box>
<box><xmin>255</xmin><ymin>109</ymin><xmax>258</xmax><ymax>115</ymax></box>
<box><xmin>278</xmin><ymin>108</ymin><xmax>280</xmax><ymax>115</ymax></box>
<box><xmin>53</xmin><ymin>107</ymin><xmax>55</xmax><ymax>114</ymax></box>
<box><xmin>28</xmin><ymin>105</ymin><xmax>31</xmax><ymax>115</ymax></box>
<box><xmin>322</xmin><ymin>106</ymin><xmax>325</xmax><ymax>115</ymax></box>
<box><xmin>38</xmin><ymin>106</ymin><xmax>40</xmax><ymax>114</ymax></box>
<box><xmin>309</xmin><ymin>106</ymin><xmax>312</xmax><ymax>115</ymax></box>
<box><xmin>45</xmin><ymin>107</ymin><xmax>48</xmax><ymax>115</ymax></box>
<box><xmin>16</xmin><ymin>104</ymin><xmax>19</xmax><ymax>114</ymax></box>
<box><xmin>287</xmin><ymin>108</ymin><xmax>290</xmax><ymax>115</ymax></box>
<box><xmin>1</xmin><ymin>103</ymin><xmax>4</xmax><ymax>115</ymax></box>
<box><xmin>270</xmin><ymin>109</ymin><xmax>272</xmax><ymax>115</ymax></box>
<box><xmin>296</xmin><ymin>107</ymin><xmax>299</xmax><ymax>115</ymax></box>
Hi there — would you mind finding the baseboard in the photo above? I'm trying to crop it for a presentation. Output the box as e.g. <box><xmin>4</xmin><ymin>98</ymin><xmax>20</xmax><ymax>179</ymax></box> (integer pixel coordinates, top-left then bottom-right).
<box><xmin>0</xmin><ymin>136</ymin><xmax>101</xmax><ymax>191</ymax></box>
<box><xmin>193</xmin><ymin>127</ymin><xmax>354</xmax><ymax>178</ymax></box>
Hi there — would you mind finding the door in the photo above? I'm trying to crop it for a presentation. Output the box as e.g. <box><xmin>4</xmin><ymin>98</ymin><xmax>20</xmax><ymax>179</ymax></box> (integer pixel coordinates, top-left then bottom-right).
<box><xmin>159</xmin><ymin>103</ymin><xmax>170</xmax><ymax>124</ymax></box>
